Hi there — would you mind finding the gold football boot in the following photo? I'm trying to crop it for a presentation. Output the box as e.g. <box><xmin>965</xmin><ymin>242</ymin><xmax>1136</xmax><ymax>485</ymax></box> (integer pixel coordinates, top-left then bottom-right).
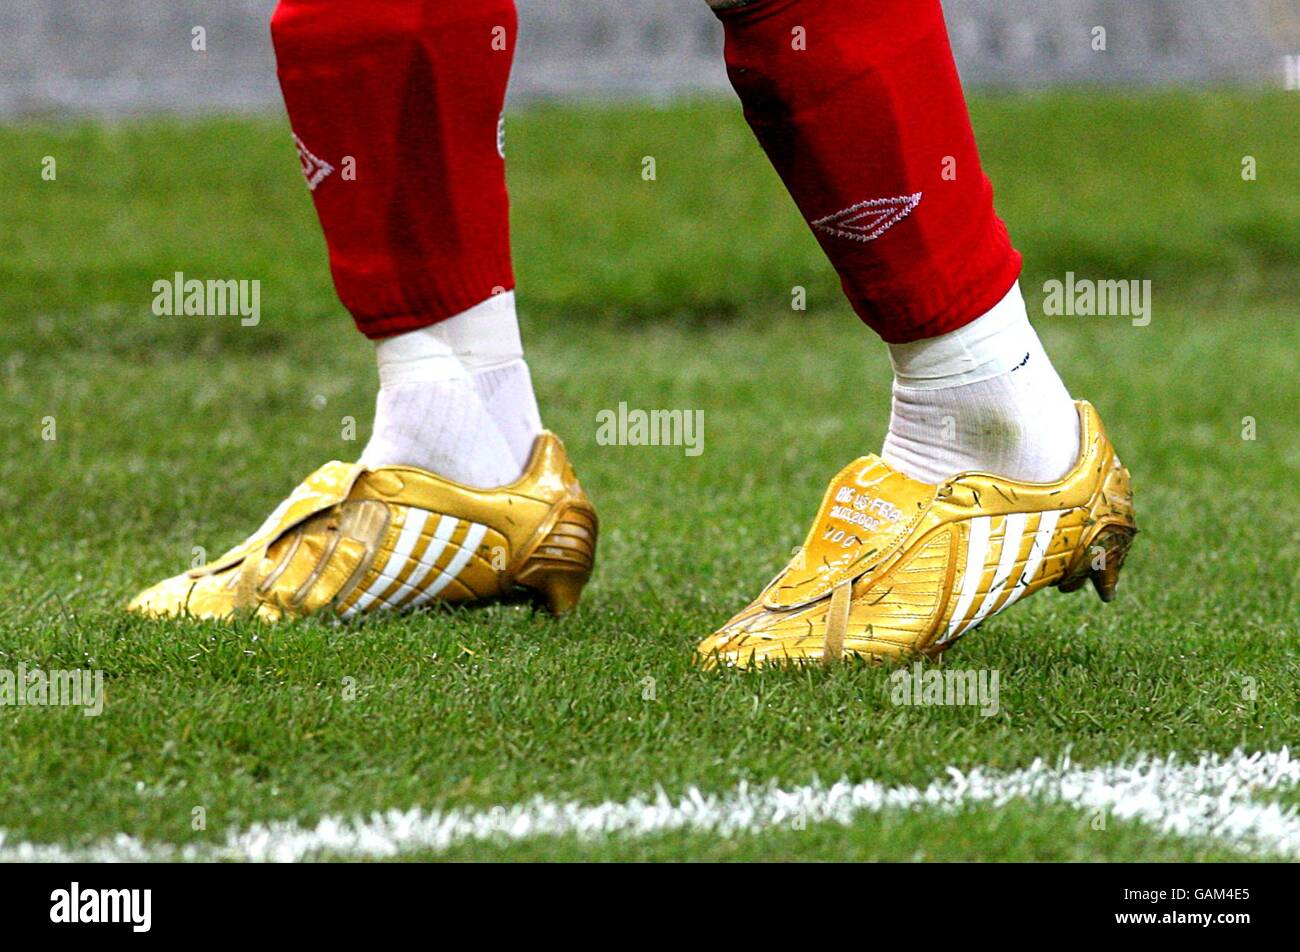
<box><xmin>697</xmin><ymin>401</ymin><xmax>1135</xmax><ymax>668</ymax></box>
<box><xmin>128</xmin><ymin>432</ymin><xmax>597</xmax><ymax>622</ymax></box>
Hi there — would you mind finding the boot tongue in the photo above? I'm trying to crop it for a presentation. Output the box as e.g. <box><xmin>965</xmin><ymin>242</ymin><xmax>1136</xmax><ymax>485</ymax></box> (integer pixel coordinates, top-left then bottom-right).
<box><xmin>763</xmin><ymin>454</ymin><xmax>936</xmax><ymax>610</ymax></box>
<box><xmin>189</xmin><ymin>461</ymin><xmax>365</xmax><ymax>577</ymax></box>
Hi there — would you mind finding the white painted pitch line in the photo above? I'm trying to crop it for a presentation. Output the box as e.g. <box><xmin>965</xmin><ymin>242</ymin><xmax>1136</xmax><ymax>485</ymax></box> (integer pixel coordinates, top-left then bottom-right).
<box><xmin>0</xmin><ymin>748</ymin><xmax>1296</xmax><ymax>862</ymax></box>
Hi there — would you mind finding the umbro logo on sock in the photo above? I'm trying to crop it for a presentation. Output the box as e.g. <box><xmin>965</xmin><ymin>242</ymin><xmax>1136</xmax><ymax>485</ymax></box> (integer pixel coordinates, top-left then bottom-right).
<box><xmin>292</xmin><ymin>132</ymin><xmax>335</xmax><ymax>191</ymax></box>
<box><xmin>811</xmin><ymin>192</ymin><xmax>922</xmax><ymax>243</ymax></box>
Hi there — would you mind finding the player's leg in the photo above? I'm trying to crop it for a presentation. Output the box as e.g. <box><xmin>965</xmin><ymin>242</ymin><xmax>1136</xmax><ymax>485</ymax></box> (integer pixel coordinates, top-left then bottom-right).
<box><xmin>129</xmin><ymin>0</ymin><xmax>597</xmax><ymax>623</ymax></box>
<box><xmin>271</xmin><ymin>0</ymin><xmax>535</xmax><ymax>487</ymax></box>
<box><xmin>709</xmin><ymin>0</ymin><xmax>1074</xmax><ymax>483</ymax></box>
<box><xmin>698</xmin><ymin>0</ymin><xmax>1135</xmax><ymax>667</ymax></box>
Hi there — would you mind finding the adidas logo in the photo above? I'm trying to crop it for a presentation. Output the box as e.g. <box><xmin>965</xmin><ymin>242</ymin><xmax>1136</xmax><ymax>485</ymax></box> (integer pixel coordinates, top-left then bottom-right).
<box><xmin>811</xmin><ymin>192</ymin><xmax>922</xmax><ymax>243</ymax></box>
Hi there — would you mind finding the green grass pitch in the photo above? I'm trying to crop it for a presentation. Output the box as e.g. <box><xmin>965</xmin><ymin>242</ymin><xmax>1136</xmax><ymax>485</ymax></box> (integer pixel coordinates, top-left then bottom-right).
<box><xmin>0</xmin><ymin>91</ymin><xmax>1296</xmax><ymax>860</ymax></box>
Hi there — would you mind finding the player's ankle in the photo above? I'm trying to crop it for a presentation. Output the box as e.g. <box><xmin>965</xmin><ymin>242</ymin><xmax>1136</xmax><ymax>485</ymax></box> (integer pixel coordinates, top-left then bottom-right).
<box><xmin>881</xmin><ymin>282</ymin><xmax>1079</xmax><ymax>485</ymax></box>
<box><xmin>412</xmin><ymin>291</ymin><xmax>543</xmax><ymax>474</ymax></box>
<box><xmin>359</xmin><ymin>377</ymin><xmax>523</xmax><ymax>488</ymax></box>
<box><xmin>358</xmin><ymin>309</ymin><xmax>518</xmax><ymax>487</ymax></box>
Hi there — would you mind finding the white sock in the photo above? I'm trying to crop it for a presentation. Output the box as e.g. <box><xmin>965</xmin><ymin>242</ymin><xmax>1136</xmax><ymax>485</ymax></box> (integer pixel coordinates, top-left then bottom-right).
<box><xmin>359</xmin><ymin>305</ymin><xmax>521</xmax><ymax>488</ymax></box>
<box><xmin>472</xmin><ymin>360</ymin><xmax>544</xmax><ymax>470</ymax></box>
<box><xmin>429</xmin><ymin>291</ymin><xmax>543</xmax><ymax>471</ymax></box>
<box><xmin>881</xmin><ymin>281</ymin><xmax>1080</xmax><ymax>484</ymax></box>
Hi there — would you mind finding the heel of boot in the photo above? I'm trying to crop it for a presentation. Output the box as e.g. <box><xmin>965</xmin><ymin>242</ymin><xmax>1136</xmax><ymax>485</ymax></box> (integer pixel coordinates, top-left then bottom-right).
<box><xmin>527</xmin><ymin>569</ymin><xmax>588</xmax><ymax>614</ymax></box>
<box><xmin>515</xmin><ymin>504</ymin><xmax>597</xmax><ymax>615</ymax></box>
<box><xmin>1060</xmin><ymin>524</ymin><xmax>1135</xmax><ymax>602</ymax></box>
<box><xmin>1087</xmin><ymin>524</ymin><xmax>1135</xmax><ymax>602</ymax></box>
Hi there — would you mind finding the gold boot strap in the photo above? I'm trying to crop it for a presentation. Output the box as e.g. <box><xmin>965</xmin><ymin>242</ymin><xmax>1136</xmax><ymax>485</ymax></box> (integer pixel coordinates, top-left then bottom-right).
<box><xmin>233</xmin><ymin>541</ymin><xmax>272</xmax><ymax>612</ymax></box>
<box><xmin>823</xmin><ymin>581</ymin><xmax>851</xmax><ymax>664</ymax></box>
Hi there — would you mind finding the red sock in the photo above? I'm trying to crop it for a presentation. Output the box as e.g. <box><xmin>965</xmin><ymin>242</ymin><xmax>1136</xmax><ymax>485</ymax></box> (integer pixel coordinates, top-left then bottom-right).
<box><xmin>270</xmin><ymin>0</ymin><xmax>517</xmax><ymax>339</ymax></box>
<box><xmin>715</xmin><ymin>0</ymin><xmax>1021</xmax><ymax>343</ymax></box>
